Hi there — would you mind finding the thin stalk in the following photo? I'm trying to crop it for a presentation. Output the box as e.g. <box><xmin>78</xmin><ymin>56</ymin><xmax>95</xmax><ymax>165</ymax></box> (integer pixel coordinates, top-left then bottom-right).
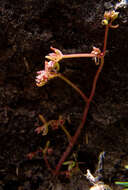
<box><xmin>60</xmin><ymin>125</ymin><xmax>72</xmax><ymax>142</ymax></box>
<box><xmin>54</xmin><ymin>102</ymin><xmax>89</xmax><ymax>175</ymax></box>
<box><xmin>45</xmin><ymin>23</ymin><xmax>111</xmax><ymax>176</ymax></box>
<box><xmin>54</xmin><ymin>56</ymin><xmax>106</xmax><ymax>176</ymax></box>
<box><xmin>89</xmin><ymin>57</ymin><xmax>104</xmax><ymax>102</ymax></box>
<box><xmin>53</xmin><ymin>25</ymin><xmax>110</xmax><ymax>175</ymax></box>
<box><xmin>54</xmin><ymin>74</ymin><xmax>88</xmax><ymax>103</ymax></box>
<box><xmin>62</xmin><ymin>53</ymin><xmax>96</xmax><ymax>59</ymax></box>
<box><xmin>88</xmin><ymin>25</ymin><xmax>109</xmax><ymax>101</ymax></box>
<box><xmin>42</xmin><ymin>141</ymin><xmax>55</xmax><ymax>174</ymax></box>
<box><xmin>103</xmin><ymin>25</ymin><xmax>109</xmax><ymax>55</ymax></box>
<box><xmin>38</xmin><ymin>114</ymin><xmax>47</xmax><ymax>124</ymax></box>
<box><xmin>43</xmin><ymin>124</ymin><xmax>72</xmax><ymax>174</ymax></box>
<box><xmin>44</xmin><ymin>154</ymin><xmax>54</xmax><ymax>175</ymax></box>
<box><xmin>89</xmin><ymin>24</ymin><xmax>110</xmax><ymax>101</ymax></box>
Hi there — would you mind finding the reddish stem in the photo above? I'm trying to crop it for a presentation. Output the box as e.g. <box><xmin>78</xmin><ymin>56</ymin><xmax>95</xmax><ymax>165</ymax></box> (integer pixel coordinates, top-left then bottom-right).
<box><xmin>89</xmin><ymin>57</ymin><xmax>104</xmax><ymax>102</ymax></box>
<box><xmin>44</xmin><ymin>153</ymin><xmax>55</xmax><ymax>175</ymax></box>
<box><xmin>55</xmin><ymin>74</ymin><xmax>88</xmax><ymax>103</ymax></box>
<box><xmin>54</xmin><ymin>25</ymin><xmax>109</xmax><ymax>175</ymax></box>
<box><xmin>62</xmin><ymin>53</ymin><xmax>96</xmax><ymax>59</ymax></box>
<box><xmin>103</xmin><ymin>24</ymin><xmax>109</xmax><ymax>55</ymax></box>
<box><xmin>54</xmin><ymin>103</ymin><xmax>89</xmax><ymax>175</ymax></box>
<box><xmin>54</xmin><ymin>57</ymin><xmax>104</xmax><ymax>175</ymax></box>
<box><xmin>43</xmin><ymin>24</ymin><xmax>110</xmax><ymax>176</ymax></box>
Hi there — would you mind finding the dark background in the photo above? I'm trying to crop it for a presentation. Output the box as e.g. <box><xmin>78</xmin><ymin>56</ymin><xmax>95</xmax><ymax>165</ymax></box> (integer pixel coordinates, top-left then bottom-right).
<box><xmin>0</xmin><ymin>0</ymin><xmax>128</xmax><ymax>190</ymax></box>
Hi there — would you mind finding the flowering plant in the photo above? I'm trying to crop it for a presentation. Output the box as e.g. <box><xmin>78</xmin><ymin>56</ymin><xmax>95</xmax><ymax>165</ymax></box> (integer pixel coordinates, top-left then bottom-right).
<box><xmin>33</xmin><ymin>10</ymin><xmax>119</xmax><ymax>176</ymax></box>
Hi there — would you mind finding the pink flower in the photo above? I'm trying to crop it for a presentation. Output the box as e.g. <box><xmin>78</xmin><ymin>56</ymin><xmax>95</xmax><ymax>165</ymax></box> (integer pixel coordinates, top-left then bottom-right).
<box><xmin>45</xmin><ymin>60</ymin><xmax>55</xmax><ymax>72</ymax></box>
<box><xmin>36</xmin><ymin>59</ymin><xmax>59</xmax><ymax>87</ymax></box>
<box><xmin>91</xmin><ymin>47</ymin><xmax>101</xmax><ymax>56</ymax></box>
<box><xmin>36</xmin><ymin>70</ymin><xmax>49</xmax><ymax>87</ymax></box>
<box><xmin>35</xmin><ymin>124</ymin><xmax>48</xmax><ymax>136</ymax></box>
<box><xmin>45</xmin><ymin>46</ymin><xmax>63</xmax><ymax>62</ymax></box>
<box><xmin>91</xmin><ymin>47</ymin><xmax>101</xmax><ymax>65</ymax></box>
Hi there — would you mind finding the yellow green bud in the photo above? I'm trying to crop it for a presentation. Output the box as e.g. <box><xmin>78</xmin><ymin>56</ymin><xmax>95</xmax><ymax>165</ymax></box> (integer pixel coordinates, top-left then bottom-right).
<box><xmin>101</xmin><ymin>19</ymin><xmax>108</xmax><ymax>25</ymax></box>
<box><xmin>111</xmin><ymin>11</ymin><xmax>119</xmax><ymax>21</ymax></box>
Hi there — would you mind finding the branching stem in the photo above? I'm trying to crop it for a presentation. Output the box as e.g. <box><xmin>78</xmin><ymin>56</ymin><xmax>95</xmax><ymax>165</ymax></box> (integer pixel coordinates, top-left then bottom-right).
<box><xmin>37</xmin><ymin>11</ymin><xmax>118</xmax><ymax>175</ymax></box>
<box><xmin>60</xmin><ymin>125</ymin><xmax>72</xmax><ymax>142</ymax></box>
<box><xmin>103</xmin><ymin>24</ymin><xmax>109</xmax><ymax>55</ymax></box>
<box><xmin>54</xmin><ymin>56</ymin><xmax>105</xmax><ymax>175</ymax></box>
<box><xmin>54</xmin><ymin>74</ymin><xmax>88</xmax><ymax>103</ymax></box>
<box><xmin>53</xmin><ymin>24</ymin><xmax>109</xmax><ymax>175</ymax></box>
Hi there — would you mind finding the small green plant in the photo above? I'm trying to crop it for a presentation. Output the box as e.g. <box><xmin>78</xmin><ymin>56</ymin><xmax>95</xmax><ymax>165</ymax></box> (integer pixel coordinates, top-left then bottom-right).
<box><xmin>33</xmin><ymin>10</ymin><xmax>119</xmax><ymax>176</ymax></box>
<box><xmin>115</xmin><ymin>182</ymin><xmax>128</xmax><ymax>190</ymax></box>
<box><xmin>115</xmin><ymin>165</ymin><xmax>128</xmax><ymax>190</ymax></box>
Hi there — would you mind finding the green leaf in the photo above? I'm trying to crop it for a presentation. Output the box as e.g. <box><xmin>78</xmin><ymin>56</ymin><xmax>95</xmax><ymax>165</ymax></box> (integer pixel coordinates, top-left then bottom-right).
<box><xmin>115</xmin><ymin>182</ymin><xmax>128</xmax><ymax>186</ymax></box>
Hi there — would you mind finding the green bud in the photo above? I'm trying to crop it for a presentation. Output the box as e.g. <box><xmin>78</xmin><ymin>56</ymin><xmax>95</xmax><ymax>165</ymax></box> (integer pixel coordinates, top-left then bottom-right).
<box><xmin>101</xmin><ymin>19</ymin><xmax>108</xmax><ymax>25</ymax></box>
<box><xmin>53</xmin><ymin>62</ymin><xmax>60</xmax><ymax>72</ymax></box>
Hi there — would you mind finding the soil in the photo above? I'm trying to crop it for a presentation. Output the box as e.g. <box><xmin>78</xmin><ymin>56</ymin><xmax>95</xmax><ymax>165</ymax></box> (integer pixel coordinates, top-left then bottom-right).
<box><xmin>0</xmin><ymin>0</ymin><xmax>128</xmax><ymax>190</ymax></box>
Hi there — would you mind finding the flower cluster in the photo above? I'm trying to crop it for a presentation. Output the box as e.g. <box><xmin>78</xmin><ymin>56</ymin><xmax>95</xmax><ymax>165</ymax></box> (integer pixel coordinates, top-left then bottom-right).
<box><xmin>35</xmin><ymin>62</ymin><xmax>55</xmax><ymax>87</ymax></box>
<box><xmin>91</xmin><ymin>47</ymin><xmax>101</xmax><ymax>56</ymax></box>
<box><xmin>45</xmin><ymin>46</ymin><xmax>63</xmax><ymax>62</ymax></box>
<box><xmin>35</xmin><ymin>116</ymin><xmax>65</xmax><ymax>136</ymax></box>
<box><xmin>102</xmin><ymin>10</ymin><xmax>119</xmax><ymax>26</ymax></box>
<box><xmin>91</xmin><ymin>47</ymin><xmax>101</xmax><ymax>65</ymax></box>
<box><xmin>36</xmin><ymin>47</ymin><xmax>63</xmax><ymax>87</ymax></box>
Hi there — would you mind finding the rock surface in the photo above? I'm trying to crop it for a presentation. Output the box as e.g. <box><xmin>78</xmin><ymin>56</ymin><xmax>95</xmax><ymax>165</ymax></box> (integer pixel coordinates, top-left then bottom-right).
<box><xmin>0</xmin><ymin>0</ymin><xmax>128</xmax><ymax>189</ymax></box>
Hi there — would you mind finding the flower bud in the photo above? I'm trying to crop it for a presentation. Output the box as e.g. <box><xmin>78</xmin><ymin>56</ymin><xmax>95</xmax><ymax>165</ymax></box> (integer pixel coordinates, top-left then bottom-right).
<box><xmin>101</xmin><ymin>19</ymin><xmax>108</xmax><ymax>25</ymax></box>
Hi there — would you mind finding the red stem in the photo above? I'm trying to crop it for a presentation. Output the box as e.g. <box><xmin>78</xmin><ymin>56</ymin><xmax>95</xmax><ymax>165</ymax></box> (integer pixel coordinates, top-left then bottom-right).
<box><xmin>103</xmin><ymin>24</ymin><xmax>109</xmax><ymax>55</ymax></box>
<box><xmin>54</xmin><ymin>57</ymin><xmax>104</xmax><ymax>175</ymax></box>
<box><xmin>43</xmin><ymin>25</ymin><xmax>109</xmax><ymax>176</ymax></box>
<box><xmin>54</xmin><ymin>103</ymin><xmax>89</xmax><ymax>175</ymax></box>
<box><xmin>54</xmin><ymin>25</ymin><xmax>109</xmax><ymax>175</ymax></box>
<box><xmin>55</xmin><ymin>74</ymin><xmax>88</xmax><ymax>103</ymax></box>
<box><xmin>89</xmin><ymin>57</ymin><xmax>104</xmax><ymax>102</ymax></box>
<box><xmin>62</xmin><ymin>53</ymin><xmax>96</xmax><ymax>59</ymax></box>
<box><xmin>44</xmin><ymin>153</ymin><xmax>55</xmax><ymax>175</ymax></box>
